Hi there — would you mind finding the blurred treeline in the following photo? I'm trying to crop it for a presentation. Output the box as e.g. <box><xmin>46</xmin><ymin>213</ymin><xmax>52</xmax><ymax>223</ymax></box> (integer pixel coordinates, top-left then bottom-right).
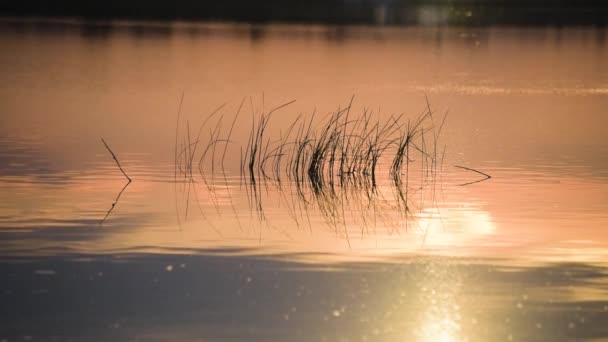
<box><xmin>1</xmin><ymin>0</ymin><xmax>607</xmax><ymax>26</ymax></box>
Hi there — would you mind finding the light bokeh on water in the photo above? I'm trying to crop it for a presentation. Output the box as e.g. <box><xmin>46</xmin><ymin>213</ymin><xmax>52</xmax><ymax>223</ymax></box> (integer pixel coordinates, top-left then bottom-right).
<box><xmin>1</xmin><ymin>19</ymin><xmax>608</xmax><ymax>341</ymax></box>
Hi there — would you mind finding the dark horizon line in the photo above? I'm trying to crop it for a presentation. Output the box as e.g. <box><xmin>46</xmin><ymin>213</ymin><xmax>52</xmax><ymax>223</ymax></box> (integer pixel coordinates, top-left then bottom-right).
<box><xmin>2</xmin><ymin>0</ymin><xmax>608</xmax><ymax>27</ymax></box>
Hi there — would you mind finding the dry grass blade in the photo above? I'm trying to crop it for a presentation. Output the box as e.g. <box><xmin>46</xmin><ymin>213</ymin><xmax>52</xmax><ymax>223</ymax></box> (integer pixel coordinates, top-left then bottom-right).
<box><xmin>455</xmin><ymin>165</ymin><xmax>492</xmax><ymax>186</ymax></box>
<box><xmin>101</xmin><ymin>138</ymin><xmax>131</xmax><ymax>183</ymax></box>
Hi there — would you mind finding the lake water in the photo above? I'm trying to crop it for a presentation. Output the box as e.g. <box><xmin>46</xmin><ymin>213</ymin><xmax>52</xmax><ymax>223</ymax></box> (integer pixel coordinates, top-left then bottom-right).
<box><xmin>1</xmin><ymin>18</ymin><xmax>608</xmax><ymax>341</ymax></box>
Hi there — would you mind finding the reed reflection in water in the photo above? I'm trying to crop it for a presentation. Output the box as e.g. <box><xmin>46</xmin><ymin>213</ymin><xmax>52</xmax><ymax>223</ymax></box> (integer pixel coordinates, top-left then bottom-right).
<box><xmin>170</xmin><ymin>96</ymin><xmax>497</xmax><ymax>251</ymax></box>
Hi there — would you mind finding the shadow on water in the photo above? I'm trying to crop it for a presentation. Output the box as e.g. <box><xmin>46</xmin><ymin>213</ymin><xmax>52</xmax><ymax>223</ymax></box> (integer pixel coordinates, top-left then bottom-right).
<box><xmin>0</xmin><ymin>252</ymin><xmax>607</xmax><ymax>341</ymax></box>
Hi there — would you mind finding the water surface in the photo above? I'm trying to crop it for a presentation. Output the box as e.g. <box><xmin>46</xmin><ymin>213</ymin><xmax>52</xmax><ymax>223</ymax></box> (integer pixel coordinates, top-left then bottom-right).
<box><xmin>1</xmin><ymin>19</ymin><xmax>608</xmax><ymax>341</ymax></box>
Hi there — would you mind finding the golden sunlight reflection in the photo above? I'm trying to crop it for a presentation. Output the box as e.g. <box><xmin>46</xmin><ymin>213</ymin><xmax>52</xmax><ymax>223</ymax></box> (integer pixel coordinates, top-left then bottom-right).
<box><xmin>411</xmin><ymin>263</ymin><xmax>464</xmax><ymax>342</ymax></box>
<box><xmin>417</xmin><ymin>208</ymin><xmax>496</xmax><ymax>246</ymax></box>
<box><xmin>418</xmin><ymin>315</ymin><xmax>460</xmax><ymax>342</ymax></box>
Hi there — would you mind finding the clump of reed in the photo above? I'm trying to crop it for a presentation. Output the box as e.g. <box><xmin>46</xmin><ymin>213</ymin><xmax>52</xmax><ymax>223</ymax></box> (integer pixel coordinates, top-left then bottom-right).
<box><xmin>172</xmin><ymin>96</ymin><xmax>458</xmax><ymax>241</ymax></box>
<box><xmin>246</xmin><ymin>98</ymin><xmax>444</xmax><ymax>193</ymax></box>
<box><xmin>172</xmin><ymin>97</ymin><xmax>498</xmax><ymax>243</ymax></box>
<box><xmin>175</xmin><ymin>96</ymin><xmax>447</xmax><ymax>195</ymax></box>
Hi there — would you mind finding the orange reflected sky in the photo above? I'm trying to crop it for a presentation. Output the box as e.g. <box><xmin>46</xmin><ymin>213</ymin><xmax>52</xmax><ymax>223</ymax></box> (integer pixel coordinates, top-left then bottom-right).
<box><xmin>0</xmin><ymin>22</ymin><xmax>607</xmax><ymax>266</ymax></box>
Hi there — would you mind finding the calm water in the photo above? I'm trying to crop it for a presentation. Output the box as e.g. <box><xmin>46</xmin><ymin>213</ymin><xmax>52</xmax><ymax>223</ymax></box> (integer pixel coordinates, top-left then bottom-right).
<box><xmin>1</xmin><ymin>19</ymin><xmax>608</xmax><ymax>341</ymax></box>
